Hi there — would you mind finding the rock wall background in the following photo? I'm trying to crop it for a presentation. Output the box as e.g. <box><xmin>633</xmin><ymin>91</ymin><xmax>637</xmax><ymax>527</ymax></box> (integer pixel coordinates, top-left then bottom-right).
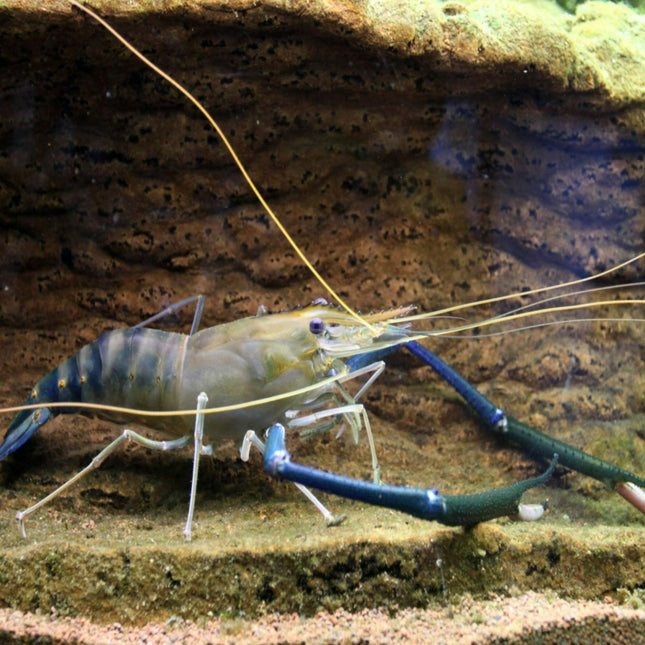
<box><xmin>0</xmin><ymin>0</ymin><xmax>643</xmax><ymax>625</ymax></box>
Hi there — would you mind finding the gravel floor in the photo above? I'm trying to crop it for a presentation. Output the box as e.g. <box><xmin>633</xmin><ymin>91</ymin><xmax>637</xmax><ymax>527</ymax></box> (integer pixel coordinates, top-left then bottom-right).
<box><xmin>1</xmin><ymin>591</ymin><xmax>644</xmax><ymax>644</ymax></box>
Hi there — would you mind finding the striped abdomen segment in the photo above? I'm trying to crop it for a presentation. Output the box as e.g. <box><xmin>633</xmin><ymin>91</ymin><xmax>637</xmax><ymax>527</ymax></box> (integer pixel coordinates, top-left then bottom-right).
<box><xmin>35</xmin><ymin>328</ymin><xmax>187</xmax><ymax>426</ymax></box>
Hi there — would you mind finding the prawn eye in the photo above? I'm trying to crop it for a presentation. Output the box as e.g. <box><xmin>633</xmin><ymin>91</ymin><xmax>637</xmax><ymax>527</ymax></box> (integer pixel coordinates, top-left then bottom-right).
<box><xmin>309</xmin><ymin>317</ymin><xmax>324</xmax><ymax>335</ymax></box>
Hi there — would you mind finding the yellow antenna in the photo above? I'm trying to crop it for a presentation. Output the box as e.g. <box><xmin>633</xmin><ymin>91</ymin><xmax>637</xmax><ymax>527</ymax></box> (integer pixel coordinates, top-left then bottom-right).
<box><xmin>0</xmin><ymin>371</ymin><xmax>350</xmax><ymax>418</ymax></box>
<box><xmin>397</xmin><ymin>251</ymin><xmax>645</xmax><ymax>324</ymax></box>
<box><xmin>68</xmin><ymin>0</ymin><xmax>375</xmax><ymax>332</ymax></box>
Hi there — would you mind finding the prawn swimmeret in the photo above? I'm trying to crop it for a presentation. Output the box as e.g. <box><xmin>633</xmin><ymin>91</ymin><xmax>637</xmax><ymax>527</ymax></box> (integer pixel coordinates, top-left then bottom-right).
<box><xmin>1</xmin><ymin>1</ymin><xmax>644</xmax><ymax>541</ymax></box>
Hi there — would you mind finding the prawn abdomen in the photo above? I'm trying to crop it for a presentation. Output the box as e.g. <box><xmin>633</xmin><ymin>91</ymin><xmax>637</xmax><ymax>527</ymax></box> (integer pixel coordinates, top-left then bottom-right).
<box><xmin>89</xmin><ymin>328</ymin><xmax>185</xmax><ymax>415</ymax></box>
<box><xmin>0</xmin><ymin>328</ymin><xmax>187</xmax><ymax>460</ymax></box>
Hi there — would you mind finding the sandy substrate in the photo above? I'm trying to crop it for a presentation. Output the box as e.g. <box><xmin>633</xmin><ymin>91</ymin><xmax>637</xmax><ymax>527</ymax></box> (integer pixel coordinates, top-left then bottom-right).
<box><xmin>0</xmin><ymin>591</ymin><xmax>644</xmax><ymax>644</ymax></box>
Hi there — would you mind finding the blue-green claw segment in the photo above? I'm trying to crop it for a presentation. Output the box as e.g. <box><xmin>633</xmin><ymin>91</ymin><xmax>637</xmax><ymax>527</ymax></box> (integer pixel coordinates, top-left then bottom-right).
<box><xmin>264</xmin><ymin>423</ymin><xmax>556</xmax><ymax>526</ymax></box>
<box><xmin>406</xmin><ymin>340</ymin><xmax>645</xmax><ymax>513</ymax></box>
<box><xmin>501</xmin><ymin>415</ymin><xmax>645</xmax><ymax>490</ymax></box>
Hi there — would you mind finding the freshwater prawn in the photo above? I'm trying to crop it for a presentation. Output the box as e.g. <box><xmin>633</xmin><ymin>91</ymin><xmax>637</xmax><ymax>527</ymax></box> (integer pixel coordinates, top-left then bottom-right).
<box><xmin>1</xmin><ymin>1</ymin><xmax>644</xmax><ymax>540</ymax></box>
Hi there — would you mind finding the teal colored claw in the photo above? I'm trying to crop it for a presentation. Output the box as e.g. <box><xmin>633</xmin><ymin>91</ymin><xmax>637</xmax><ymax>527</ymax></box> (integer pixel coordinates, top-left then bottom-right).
<box><xmin>347</xmin><ymin>341</ymin><xmax>645</xmax><ymax>518</ymax></box>
<box><xmin>264</xmin><ymin>423</ymin><xmax>557</xmax><ymax>525</ymax></box>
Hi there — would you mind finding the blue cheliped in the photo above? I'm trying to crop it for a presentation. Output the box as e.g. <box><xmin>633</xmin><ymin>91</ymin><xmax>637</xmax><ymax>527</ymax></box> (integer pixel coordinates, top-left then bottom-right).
<box><xmin>264</xmin><ymin>422</ymin><xmax>558</xmax><ymax>526</ymax></box>
<box><xmin>344</xmin><ymin>340</ymin><xmax>645</xmax><ymax>490</ymax></box>
<box><xmin>261</xmin><ymin>339</ymin><xmax>645</xmax><ymax>525</ymax></box>
<box><xmin>404</xmin><ymin>341</ymin><xmax>645</xmax><ymax>491</ymax></box>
